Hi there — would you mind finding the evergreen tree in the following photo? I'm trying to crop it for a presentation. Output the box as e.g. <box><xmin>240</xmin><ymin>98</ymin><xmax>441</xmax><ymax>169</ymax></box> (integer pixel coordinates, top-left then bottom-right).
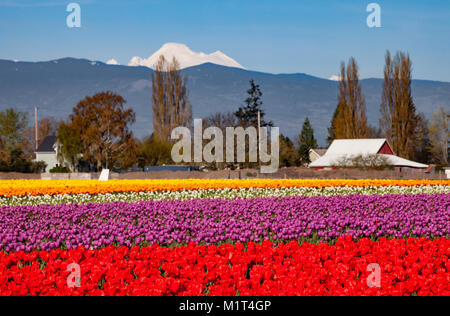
<box><xmin>298</xmin><ymin>118</ymin><xmax>318</xmax><ymax>165</ymax></box>
<box><xmin>235</xmin><ymin>80</ymin><xmax>273</xmax><ymax>128</ymax></box>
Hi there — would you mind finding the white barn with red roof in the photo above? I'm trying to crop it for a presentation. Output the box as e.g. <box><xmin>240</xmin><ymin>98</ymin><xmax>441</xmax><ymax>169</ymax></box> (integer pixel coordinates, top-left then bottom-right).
<box><xmin>309</xmin><ymin>139</ymin><xmax>428</xmax><ymax>171</ymax></box>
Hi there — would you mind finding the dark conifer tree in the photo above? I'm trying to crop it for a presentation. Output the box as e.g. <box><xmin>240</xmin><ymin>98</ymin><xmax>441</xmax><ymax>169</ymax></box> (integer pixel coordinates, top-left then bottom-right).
<box><xmin>298</xmin><ymin>117</ymin><xmax>318</xmax><ymax>165</ymax></box>
<box><xmin>235</xmin><ymin>80</ymin><xmax>273</xmax><ymax>128</ymax></box>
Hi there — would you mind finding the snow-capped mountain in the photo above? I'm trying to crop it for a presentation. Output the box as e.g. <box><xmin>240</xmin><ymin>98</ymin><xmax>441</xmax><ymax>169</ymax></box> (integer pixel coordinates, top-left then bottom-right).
<box><xmin>128</xmin><ymin>43</ymin><xmax>245</xmax><ymax>70</ymax></box>
<box><xmin>329</xmin><ymin>75</ymin><xmax>342</xmax><ymax>81</ymax></box>
<box><xmin>106</xmin><ymin>58</ymin><xmax>119</xmax><ymax>65</ymax></box>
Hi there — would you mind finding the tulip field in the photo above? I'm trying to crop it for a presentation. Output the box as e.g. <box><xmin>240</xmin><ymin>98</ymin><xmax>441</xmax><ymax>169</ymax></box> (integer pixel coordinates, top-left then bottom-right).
<box><xmin>0</xmin><ymin>179</ymin><xmax>449</xmax><ymax>296</ymax></box>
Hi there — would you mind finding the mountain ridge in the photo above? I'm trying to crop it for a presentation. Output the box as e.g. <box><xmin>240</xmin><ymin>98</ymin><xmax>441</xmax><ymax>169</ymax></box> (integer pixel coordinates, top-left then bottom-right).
<box><xmin>1</xmin><ymin>58</ymin><xmax>449</xmax><ymax>145</ymax></box>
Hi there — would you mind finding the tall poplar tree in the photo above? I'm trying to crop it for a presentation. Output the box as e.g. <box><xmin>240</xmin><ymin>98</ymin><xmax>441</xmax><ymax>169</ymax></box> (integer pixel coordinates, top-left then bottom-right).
<box><xmin>152</xmin><ymin>55</ymin><xmax>192</xmax><ymax>143</ymax></box>
<box><xmin>380</xmin><ymin>51</ymin><xmax>418</xmax><ymax>159</ymax></box>
<box><xmin>328</xmin><ymin>58</ymin><xmax>368</xmax><ymax>142</ymax></box>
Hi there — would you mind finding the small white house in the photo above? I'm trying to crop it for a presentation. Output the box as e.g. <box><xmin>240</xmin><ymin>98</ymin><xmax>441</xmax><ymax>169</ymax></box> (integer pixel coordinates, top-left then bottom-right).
<box><xmin>35</xmin><ymin>135</ymin><xmax>58</xmax><ymax>172</ymax></box>
<box><xmin>309</xmin><ymin>148</ymin><xmax>327</xmax><ymax>163</ymax></box>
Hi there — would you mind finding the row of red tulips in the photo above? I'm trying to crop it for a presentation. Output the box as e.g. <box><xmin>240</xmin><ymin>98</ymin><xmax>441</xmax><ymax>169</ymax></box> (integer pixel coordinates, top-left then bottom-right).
<box><xmin>1</xmin><ymin>237</ymin><xmax>448</xmax><ymax>296</ymax></box>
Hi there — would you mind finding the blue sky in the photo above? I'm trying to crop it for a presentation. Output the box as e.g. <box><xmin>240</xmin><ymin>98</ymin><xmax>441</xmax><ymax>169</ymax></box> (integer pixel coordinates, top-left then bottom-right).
<box><xmin>0</xmin><ymin>0</ymin><xmax>449</xmax><ymax>81</ymax></box>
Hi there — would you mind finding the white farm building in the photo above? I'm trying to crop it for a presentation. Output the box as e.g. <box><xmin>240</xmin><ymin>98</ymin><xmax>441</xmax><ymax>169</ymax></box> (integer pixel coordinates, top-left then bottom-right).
<box><xmin>309</xmin><ymin>139</ymin><xmax>428</xmax><ymax>173</ymax></box>
<box><xmin>35</xmin><ymin>135</ymin><xmax>58</xmax><ymax>173</ymax></box>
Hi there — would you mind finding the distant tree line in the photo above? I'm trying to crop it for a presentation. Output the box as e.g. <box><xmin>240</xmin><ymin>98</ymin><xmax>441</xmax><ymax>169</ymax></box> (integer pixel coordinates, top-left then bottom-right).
<box><xmin>1</xmin><ymin>52</ymin><xmax>447</xmax><ymax>173</ymax></box>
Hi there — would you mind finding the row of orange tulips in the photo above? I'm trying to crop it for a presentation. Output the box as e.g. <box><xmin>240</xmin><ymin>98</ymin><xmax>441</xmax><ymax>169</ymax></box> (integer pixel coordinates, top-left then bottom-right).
<box><xmin>0</xmin><ymin>179</ymin><xmax>448</xmax><ymax>197</ymax></box>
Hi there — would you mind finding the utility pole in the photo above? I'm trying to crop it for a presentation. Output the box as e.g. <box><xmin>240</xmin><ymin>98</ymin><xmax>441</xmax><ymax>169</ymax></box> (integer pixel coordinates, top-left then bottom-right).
<box><xmin>447</xmin><ymin>112</ymin><xmax>450</xmax><ymax>166</ymax></box>
<box><xmin>257</xmin><ymin>110</ymin><xmax>261</xmax><ymax>169</ymax></box>
<box><xmin>34</xmin><ymin>107</ymin><xmax>38</xmax><ymax>151</ymax></box>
